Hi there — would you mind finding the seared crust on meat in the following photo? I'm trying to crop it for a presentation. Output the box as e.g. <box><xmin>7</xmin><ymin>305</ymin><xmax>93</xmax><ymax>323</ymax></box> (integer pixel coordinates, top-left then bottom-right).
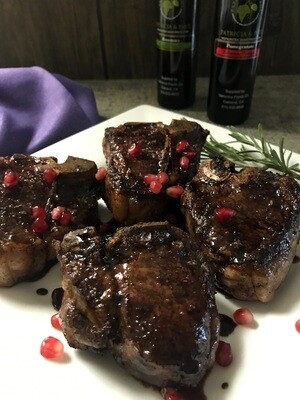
<box><xmin>55</xmin><ymin>227</ymin><xmax>113</xmax><ymax>351</ymax></box>
<box><xmin>181</xmin><ymin>158</ymin><xmax>300</xmax><ymax>302</ymax></box>
<box><xmin>102</xmin><ymin>120</ymin><xmax>209</xmax><ymax>225</ymax></box>
<box><xmin>56</xmin><ymin>222</ymin><xmax>220</xmax><ymax>389</ymax></box>
<box><xmin>0</xmin><ymin>154</ymin><xmax>99</xmax><ymax>286</ymax></box>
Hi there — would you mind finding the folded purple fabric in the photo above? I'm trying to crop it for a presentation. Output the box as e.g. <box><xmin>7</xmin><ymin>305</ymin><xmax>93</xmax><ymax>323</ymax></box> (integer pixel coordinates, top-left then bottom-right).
<box><xmin>0</xmin><ymin>66</ymin><xmax>101</xmax><ymax>156</ymax></box>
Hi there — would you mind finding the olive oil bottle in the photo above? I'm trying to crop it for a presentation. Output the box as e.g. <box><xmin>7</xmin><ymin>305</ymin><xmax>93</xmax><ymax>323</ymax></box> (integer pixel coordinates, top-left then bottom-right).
<box><xmin>207</xmin><ymin>0</ymin><xmax>269</xmax><ymax>125</ymax></box>
<box><xmin>157</xmin><ymin>0</ymin><xmax>199</xmax><ymax>109</ymax></box>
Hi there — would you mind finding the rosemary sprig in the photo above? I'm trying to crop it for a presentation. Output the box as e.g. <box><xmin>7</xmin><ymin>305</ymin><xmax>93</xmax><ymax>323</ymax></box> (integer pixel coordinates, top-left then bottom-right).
<box><xmin>202</xmin><ymin>124</ymin><xmax>300</xmax><ymax>180</ymax></box>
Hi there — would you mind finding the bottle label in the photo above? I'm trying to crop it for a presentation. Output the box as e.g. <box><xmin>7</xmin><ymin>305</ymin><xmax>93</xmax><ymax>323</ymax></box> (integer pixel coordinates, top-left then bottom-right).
<box><xmin>215</xmin><ymin>0</ymin><xmax>266</xmax><ymax>60</ymax></box>
<box><xmin>156</xmin><ymin>0</ymin><xmax>195</xmax><ymax>52</ymax></box>
<box><xmin>215</xmin><ymin>38</ymin><xmax>260</xmax><ymax>59</ymax></box>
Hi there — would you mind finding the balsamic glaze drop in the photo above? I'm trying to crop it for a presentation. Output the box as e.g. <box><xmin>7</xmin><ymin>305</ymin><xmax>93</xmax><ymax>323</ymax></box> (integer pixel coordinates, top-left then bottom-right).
<box><xmin>36</xmin><ymin>287</ymin><xmax>48</xmax><ymax>296</ymax></box>
<box><xmin>51</xmin><ymin>287</ymin><xmax>64</xmax><ymax>310</ymax></box>
<box><xmin>221</xmin><ymin>382</ymin><xmax>229</xmax><ymax>389</ymax></box>
<box><xmin>293</xmin><ymin>254</ymin><xmax>300</xmax><ymax>264</ymax></box>
<box><xmin>219</xmin><ymin>313</ymin><xmax>237</xmax><ymax>337</ymax></box>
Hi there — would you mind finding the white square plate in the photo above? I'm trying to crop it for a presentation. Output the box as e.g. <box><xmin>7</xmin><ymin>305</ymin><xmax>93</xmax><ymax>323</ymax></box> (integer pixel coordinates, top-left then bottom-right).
<box><xmin>1</xmin><ymin>105</ymin><xmax>299</xmax><ymax>400</ymax></box>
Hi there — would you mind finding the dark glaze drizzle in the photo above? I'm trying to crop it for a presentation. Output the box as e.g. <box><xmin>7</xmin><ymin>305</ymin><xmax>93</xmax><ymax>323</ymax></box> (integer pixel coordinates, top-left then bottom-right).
<box><xmin>36</xmin><ymin>287</ymin><xmax>48</xmax><ymax>296</ymax></box>
<box><xmin>179</xmin><ymin>384</ymin><xmax>207</xmax><ymax>400</ymax></box>
<box><xmin>165</xmin><ymin>370</ymin><xmax>210</xmax><ymax>400</ymax></box>
<box><xmin>221</xmin><ymin>382</ymin><xmax>229</xmax><ymax>389</ymax></box>
<box><xmin>219</xmin><ymin>313</ymin><xmax>237</xmax><ymax>337</ymax></box>
<box><xmin>51</xmin><ymin>287</ymin><xmax>64</xmax><ymax>310</ymax></box>
<box><xmin>293</xmin><ymin>254</ymin><xmax>300</xmax><ymax>264</ymax></box>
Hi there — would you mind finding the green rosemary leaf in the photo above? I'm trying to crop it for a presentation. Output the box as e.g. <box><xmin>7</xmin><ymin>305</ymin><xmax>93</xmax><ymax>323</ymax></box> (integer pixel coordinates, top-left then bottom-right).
<box><xmin>202</xmin><ymin>125</ymin><xmax>300</xmax><ymax>180</ymax></box>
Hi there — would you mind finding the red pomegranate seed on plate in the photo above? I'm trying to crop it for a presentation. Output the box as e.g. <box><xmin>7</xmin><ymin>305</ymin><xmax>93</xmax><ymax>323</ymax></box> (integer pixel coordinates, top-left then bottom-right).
<box><xmin>157</xmin><ymin>171</ymin><xmax>169</xmax><ymax>185</ymax></box>
<box><xmin>51</xmin><ymin>313</ymin><xmax>62</xmax><ymax>330</ymax></box>
<box><xmin>43</xmin><ymin>168</ymin><xmax>57</xmax><ymax>184</ymax></box>
<box><xmin>51</xmin><ymin>206</ymin><xmax>65</xmax><ymax>221</ymax></box>
<box><xmin>166</xmin><ymin>185</ymin><xmax>184</xmax><ymax>198</ymax></box>
<box><xmin>128</xmin><ymin>142</ymin><xmax>141</xmax><ymax>157</ymax></box>
<box><xmin>32</xmin><ymin>218</ymin><xmax>49</xmax><ymax>234</ymax></box>
<box><xmin>40</xmin><ymin>336</ymin><xmax>64</xmax><ymax>359</ymax></box>
<box><xmin>215</xmin><ymin>340</ymin><xmax>233</xmax><ymax>367</ymax></box>
<box><xmin>233</xmin><ymin>307</ymin><xmax>254</xmax><ymax>325</ymax></box>
<box><xmin>149</xmin><ymin>180</ymin><xmax>162</xmax><ymax>194</ymax></box>
<box><xmin>95</xmin><ymin>167</ymin><xmax>107</xmax><ymax>181</ymax></box>
<box><xmin>3</xmin><ymin>170</ymin><xmax>19</xmax><ymax>187</ymax></box>
<box><xmin>176</xmin><ymin>139</ymin><xmax>189</xmax><ymax>154</ymax></box>
<box><xmin>214</xmin><ymin>206</ymin><xmax>236</xmax><ymax>223</ymax></box>
<box><xmin>184</xmin><ymin>149</ymin><xmax>197</xmax><ymax>159</ymax></box>
<box><xmin>32</xmin><ymin>206</ymin><xmax>46</xmax><ymax>220</ymax></box>
<box><xmin>179</xmin><ymin>155</ymin><xmax>190</xmax><ymax>170</ymax></box>
<box><xmin>144</xmin><ymin>174</ymin><xmax>157</xmax><ymax>185</ymax></box>
<box><xmin>295</xmin><ymin>319</ymin><xmax>300</xmax><ymax>333</ymax></box>
<box><xmin>161</xmin><ymin>387</ymin><xmax>185</xmax><ymax>400</ymax></box>
<box><xmin>59</xmin><ymin>210</ymin><xmax>72</xmax><ymax>226</ymax></box>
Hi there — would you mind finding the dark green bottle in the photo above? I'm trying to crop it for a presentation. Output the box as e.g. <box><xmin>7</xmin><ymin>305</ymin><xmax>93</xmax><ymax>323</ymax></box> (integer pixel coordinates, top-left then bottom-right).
<box><xmin>207</xmin><ymin>0</ymin><xmax>269</xmax><ymax>125</ymax></box>
<box><xmin>157</xmin><ymin>0</ymin><xmax>199</xmax><ymax>109</ymax></box>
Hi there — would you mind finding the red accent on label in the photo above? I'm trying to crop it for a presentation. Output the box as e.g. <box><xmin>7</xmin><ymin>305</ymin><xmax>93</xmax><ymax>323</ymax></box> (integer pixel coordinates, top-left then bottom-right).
<box><xmin>216</xmin><ymin>47</ymin><xmax>260</xmax><ymax>59</ymax></box>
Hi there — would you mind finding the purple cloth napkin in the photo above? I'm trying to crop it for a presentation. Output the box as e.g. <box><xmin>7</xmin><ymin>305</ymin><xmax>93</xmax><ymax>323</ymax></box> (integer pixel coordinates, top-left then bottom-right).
<box><xmin>0</xmin><ymin>66</ymin><xmax>101</xmax><ymax>156</ymax></box>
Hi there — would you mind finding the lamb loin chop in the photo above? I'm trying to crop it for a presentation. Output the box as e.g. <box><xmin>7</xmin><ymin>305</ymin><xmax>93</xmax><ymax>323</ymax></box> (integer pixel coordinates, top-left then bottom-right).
<box><xmin>0</xmin><ymin>154</ymin><xmax>99</xmax><ymax>287</ymax></box>
<box><xmin>181</xmin><ymin>158</ymin><xmax>300</xmax><ymax>302</ymax></box>
<box><xmin>102</xmin><ymin>120</ymin><xmax>209</xmax><ymax>225</ymax></box>
<box><xmin>56</xmin><ymin>222</ymin><xmax>220</xmax><ymax>389</ymax></box>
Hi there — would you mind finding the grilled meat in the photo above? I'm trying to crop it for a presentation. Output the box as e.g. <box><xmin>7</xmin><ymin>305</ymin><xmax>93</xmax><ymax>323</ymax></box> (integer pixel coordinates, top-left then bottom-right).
<box><xmin>102</xmin><ymin>120</ymin><xmax>209</xmax><ymax>225</ymax></box>
<box><xmin>55</xmin><ymin>226</ymin><xmax>111</xmax><ymax>351</ymax></box>
<box><xmin>0</xmin><ymin>154</ymin><xmax>99</xmax><ymax>286</ymax></box>
<box><xmin>181</xmin><ymin>158</ymin><xmax>300</xmax><ymax>302</ymax></box>
<box><xmin>56</xmin><ymin>222</ymin><xmax>220</xmax><ymax>389</ymax></box>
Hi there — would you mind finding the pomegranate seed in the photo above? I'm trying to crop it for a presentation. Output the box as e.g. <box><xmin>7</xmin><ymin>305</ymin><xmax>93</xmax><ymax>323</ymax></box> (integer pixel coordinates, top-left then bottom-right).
<box><xmin>3</xmin><ymin>170</ymin><xmax>19</xmax><ymax>187</ymax></box>
<box><xmin>149</xmin><ymin>180</ymin><xmax>162</xmax><ymax>194</ymax></box>
<box><xmin>184</xmin><ymin>149</ymin><xmax>197</xmax><ymax>159</ymax></box>
<box><xmin>157</xmin><ymin>171</ymin><xmax>169</xmax><ymax>185</ymax></box>
<box><xmin>95</xmin><ymin>167</ymin><xmax>107</xmax><ymax>181</ymax></box>
<box><xmin>43</xmin><ymin>168</ymin><xmax>57</xmax><ymax>184</ymax></box>
<box><xmin>214</xmin><ymin>207</ymin><xmax>236</xmax><ymax>224</ymax></box>
<box><xmin>144</xmin><ymin>174</ymin><xmax>157</xmax><ymax>185</ymax></box>
<box><xmin>176</xmin><ymin>139</ymin><xmax>189</xmax><ymax>154</ymax></box>
<box><xmin>179</xmin><ymin>155</ymin><xmax>190</xmax><ymax>170</ymax></box>
<box><xmin>59</xmin><ymin>210</ymin><xmax>72</xmax><ymax>226</ymax></box>
<box><xmin>233</xmin><ymin>307</ymin><xmax>254</xmax><ymax>325</ymax></box>
<box><xmin>51</xmin><ymin>206</ymin><xmax>65</xmax><ymax>221</ymax></box>
<box><xmin>295</xmin><ymin>319</ymin><xmax>300</xmax><ymax>333</ymax></box>
<box><xmin>32</xmin><ymin>218</ymin><xmax>49</xmax><ymax>234</ymax></box>
<box><xmin>128</xmin><ymin>142</ymin><xmax>141</xmax><ymax>157</ymax></box>
<box><xmin>40</xmin><ymin>336</ymin><xmax>64</xmax><ymax>359</ymax></box>
<box><xmin>215</xmin><ymin>340</ymin><xmax>233</xmax><ymax>367</ymax></box>
<box><xmin>166</xmin><ymin>185</ymin><xmax>184</xmax><ymax>198</ymax></box>
<box><xmin>32</xmin><ymin>206</ymin><xmax>46</xmax><ymax>220</ymax></box>
<box><xmin>51</xmin><ymin>313</ymin><xmax>62</xmax><ymax>330</ymax></box>
<box><xmin>161</xmin><ymin>387</ymin><xmax>184</xmax><ymax>400</ymax></box>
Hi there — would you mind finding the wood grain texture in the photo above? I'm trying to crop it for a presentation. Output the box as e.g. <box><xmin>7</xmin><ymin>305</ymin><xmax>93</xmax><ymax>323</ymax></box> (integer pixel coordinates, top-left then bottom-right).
<box><xmin>259</xmin><ymin>0</ymin><xmax>300</xmax><ymax>74</ymax></box>
<box><xmin>0</xmin><ymin>0</ymin><xmax>104</xmax><ymax>78</ymax></box>
<box><xmin>98</xmin><ymin>0</ymin><xmax>157</xmax><ymax>78</ymax></box>
<box><xmin>0</xmin><ymin>0</ymin><xmax>298</xmax><ymax>78</ymax></box>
